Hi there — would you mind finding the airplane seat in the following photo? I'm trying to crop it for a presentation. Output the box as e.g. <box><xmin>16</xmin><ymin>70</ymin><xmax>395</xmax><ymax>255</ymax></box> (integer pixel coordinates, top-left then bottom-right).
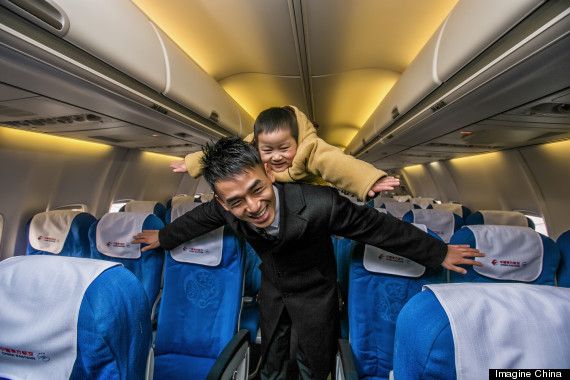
<box><xmin>124</xmin><ymin>200</ymin><xmax>166</xmax><ymax>222</ymax></box>
<box><xmin>0</xmin><ymin>255</ymin><xmax>152</xmax><ymax>380</ymax></box>
<box><xmin>240</xmin><ymin>242</ymin><xmax>262</xmax><ymax>344</ymax></box>
<box><xmin>429</xmin><ymin>202</ymin><xmax>472</xmax><ymax>222</ymax></box>
<box><xmin>392</xmin><ymin>195</ymin><xmax>411</xmax><ymax>203</ymax></box>
<box><xmin>393</xmin><ymin>283</ymin><xmax>570</xmax><ymax>380</ymax></box>
<box><xmin>409</xmin><ymin>197</ymin><xmax>434</xmax><ymax>209</ymax></box>
<box><xmin>379</xmin><ymin>202</ymin><xmax>418</xmax><ymax>220</ymax></box>
<box><xmin>402</xmin><ymin>209</ymin><xmax>463</xmax><ymax>243</ymax></box>
<box><xmin>89</xmin><ymin>212</ymin><xmax>165</xmax><ymax>311</ymax></box>
<box><xmin>556</xmin><ymin>230</ymin><xmax>570</xmax><ymax>287</ymax></box>
<box><xmin>153</xmin><ymin>222</ymin><xmax>249</xmax><ymax>380</ymax></box>
<box><xmin>26</xmin><ymin>210</ymin><xmax>96</xmax><ymax>257</ymax></box>
<box><xmin>465</xmin><ymin>210</ymin><xmax>535</xmax><ymax>229</ymax></box>
<box><xmin>449</xmin><ymin>225</ymin><xmax>560</xmax><ymax>285</ymax></box>
<box><xmin>336</xmin><ymin>224</ymin><xmax>446</xmax><ymax>380</ymax></box>
<box><xmin>331</xmin><ymin>235</ymin><xmax>359</xmax><ymax>339</ymax></box>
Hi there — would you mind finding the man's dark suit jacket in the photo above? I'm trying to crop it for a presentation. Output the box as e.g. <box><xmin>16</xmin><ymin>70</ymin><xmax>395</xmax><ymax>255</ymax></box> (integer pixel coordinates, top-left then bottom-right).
<box><xmin>159</xmin><ymin>182</ymin><xmax>447</xmax><ymax>375</ymax></box>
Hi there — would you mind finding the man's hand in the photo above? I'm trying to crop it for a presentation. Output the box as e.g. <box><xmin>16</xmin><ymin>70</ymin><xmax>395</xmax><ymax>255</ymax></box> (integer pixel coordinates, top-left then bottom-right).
<box><xmin>170</xmin><ymin>159</ymin><xmax>187</xmax><ymax>173</ymax></box>
<box><xmin>368</xmin><ymin>176</ymin><xmax>400</xmax><ymax>198</ymax></box>
<box><xmin>442</xmin><ymin>244</ymin><xmax>485</xmax><ymax>274</ymax></box>
<box><xmin>132</xmin><ymin>230</ymin><xmax>161</xmax><ymax>252</ymax></box>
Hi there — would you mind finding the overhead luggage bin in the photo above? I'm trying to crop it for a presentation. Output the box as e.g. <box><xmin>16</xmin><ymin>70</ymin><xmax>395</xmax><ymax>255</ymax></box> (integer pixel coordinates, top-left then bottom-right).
<box><xmin>151</xmin><ymin>24</ymin><xmax>242</xmax><ymax>136</ymax></box>
<box><xmin>39</xmin><ymin>0</ymin><xmax>168</xmax><ymax>93</ymax></box>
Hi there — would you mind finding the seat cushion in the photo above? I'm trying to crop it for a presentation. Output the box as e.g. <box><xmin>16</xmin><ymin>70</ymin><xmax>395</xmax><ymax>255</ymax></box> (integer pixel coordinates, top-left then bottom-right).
<box><xmin>154</xmin><ymin>353</ymin><xmax>216</xmax><ymax>380</ymax></box>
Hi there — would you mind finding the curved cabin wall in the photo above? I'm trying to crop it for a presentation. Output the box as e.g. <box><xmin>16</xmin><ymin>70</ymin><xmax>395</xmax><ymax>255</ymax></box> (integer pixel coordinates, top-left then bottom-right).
<box><xmin>400</xmin><ymin>139</ymin><xmax>570</xmax><ymax>238</ymax></box>
<box><xmin>0</xmin><ymin>127</ymin><xmax>197</xmax><ymax>260</ymax></box>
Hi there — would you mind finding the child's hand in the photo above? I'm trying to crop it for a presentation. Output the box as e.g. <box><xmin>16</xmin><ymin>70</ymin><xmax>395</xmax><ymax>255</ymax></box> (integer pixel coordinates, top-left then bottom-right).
<box><xmin>368</xmin><ymin>176</ymin><xmax>400</xmax><ymax>197</ymax></box>
<box><xmin>170</xmin><ymin>159</ymin><xmax>187</xmax><ymax>173</ymax></box>
<box><xmin>442</xmin><ymin>244</ymin><xmax>485</xmax><ymax>274</ymax></box>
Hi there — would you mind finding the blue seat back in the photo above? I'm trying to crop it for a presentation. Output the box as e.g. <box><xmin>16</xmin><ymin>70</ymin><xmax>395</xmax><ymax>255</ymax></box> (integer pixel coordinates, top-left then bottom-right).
<box><xmin>450</xmin><ymin>225</ymin><xmax>560</xmax><ymax>284</ymax></box>
<box><xmin>124</xmin><ymin>200</ymin><xmax>166</xmax><ymax>222</ymax></box>
<box><xmin>240</xmin><ymin>242</ymin><xmax>262</xmax><ymax>343</ymax></box>
<box><xmin>428</xmin><ymin>202</ymin><xmax>472</xmax><ymax>221</ymax></box>
<box><xmin>155</xmin><ymin>226</ymin><xmax>244</xmax><ymax>361</ymax></box>
<box><xmin>465</xmin><ymin>210</ymin><xmax>535</xmax><ymax>229</ymax></box>
<box><xmin>557</xmin><ymin>230</ymin><xmax>570</xmax><ymax>287</ymax></box>
<box><xmin>379</xmin><ymin>202</ymin><xmax>418</xmax><ymax>220</ymax></box>
<box><xmin>0</xmin><ymin>256</ymin><xmax>151</xmax><ymax>380</ymax></box>
<box><xmin>347</xmin><ymin>227</ymin><xmax>445</xmax><ymax>379</ymax></box>
<box><xmin>89</xmin><ymin>212</ymin><xmax>165</xmax><ymax>308</ymax></box>
<box><xmin>26</xmin><ymin>210</ymin><xmax>96</xmax><ymax>257</ymax></box>
<box><xmin>402</xmin><ymin>209</ymin><xmax>463</xmax><ymax>243</ymax></box>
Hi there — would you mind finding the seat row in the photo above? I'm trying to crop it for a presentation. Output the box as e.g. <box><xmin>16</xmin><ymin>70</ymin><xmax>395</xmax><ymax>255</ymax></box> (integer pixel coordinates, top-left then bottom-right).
<box><xmin>334</xmin><ymin>219</ymin><xmax>570</xmax><ymax>380</ymax></box>
<box><xmin>2</xmin><ymin>195</ymin><xmax>253</xmax><ymax>380</ymax></box>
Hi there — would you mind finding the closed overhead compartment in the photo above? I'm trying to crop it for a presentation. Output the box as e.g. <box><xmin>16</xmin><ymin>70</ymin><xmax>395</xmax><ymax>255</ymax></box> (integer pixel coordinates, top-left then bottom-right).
<box><xmin>41</xmin><ymin>0</ymin><xmax>167</xmax><ymax>92</ymax></box>
<box><xmin>436</xmin><ymin>0</ymin><xmax>544</xmax><ymax>82</ymax></box>
<box><xmin>237</xmin><ymin>105</ymin><xmax>254</xmax><ymax>137</ymax></box>
<box><xmin>151</xmin><ymin>24</ymin><xmax>241</xmax><ymax>136</ymax></box>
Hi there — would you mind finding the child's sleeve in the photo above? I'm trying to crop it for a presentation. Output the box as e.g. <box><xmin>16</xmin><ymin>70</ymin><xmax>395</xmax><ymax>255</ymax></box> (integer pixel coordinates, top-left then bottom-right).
<box><xmin>302</xmin><ymin>137</ymin><xmax>387</xmax><ymax>200</ymax></box>
<box><xmin>182</xmin><ymin>133</ymin><xmax>255</xmax><ymax>178</ymax></box>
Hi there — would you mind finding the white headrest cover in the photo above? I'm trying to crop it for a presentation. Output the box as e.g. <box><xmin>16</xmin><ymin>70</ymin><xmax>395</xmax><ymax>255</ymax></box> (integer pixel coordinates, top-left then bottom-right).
<box><xmin>374</xmin><ymin>197</ymin><xmax>396</xmax><ymax>207</ymax></box>
<box><xmin>424</xmin><ymin>283</ymin><xmax>570</xmax><ymax>380</ymax></box>
<box><xmin>467</xmin><ymin>225</ymin><xmax>543</xmax><ymax>282</ymax></box>
<box><xmin>480</xmin><ymin>210</ymin><xmax>527</xmax><ymax>227</ymax></box>
<box><xmin>364</xmin><ymin>223</ymin><xmax>426</xmax><ymax>277</ymax></box>
<box><xmin>410</xmin><ymin>197</ymin><xmax>434</xmax><ymax>209</ymax></box>
<box><xmin>432</xmin><ymin>203</ymin><xmax>463</xmax><ymax>217</ymax></box>
<box><xmin>0</xmin><ymin>256</ymin><xmax>119</xmax><ymax>379</ymax></box>
<box><xmin>382</xmin><ymin>202</ymin><xmax>413</xmax><ymax>220</ymax></box>
<box><xmin>171</xmin><ymin>197</ymin><xmax>200</xmax><ymax>221</ymax></box>
<box><xmin>413</xmin><ymin>209</ymin><xmax>455</xmax><ymax>243</ymax></box>
<box><xmin>171</xmin><ymin>194</ymin><xmax>189</xmax><ymax>209</ymax></box>
<box><xmin>392</xmin><ymin>195</ymin><xmax>411</xmax><ymax>202</ymax></box>
<box><xmin>29</xmin><ymin>211</ymin><xmax>82</xmax><ymax>254</ymax></box>
<box><xmin>125</xmin><ymin>201</ymin><xmax>158</xmax><ymax>214</ymax></box>
<box><xmin>412</xmin><ymin>223</ymin><xmax>428</xmax><ymax>233</ymax></box>
<box><xmin>375</xmin><ymin>207</ymin><xmax>388</xmax><ymax>214</ymax></box>
<box><xmin>96</xmin><ymin>213</ymin><xmax>148</xmax><ymax>259</ymax></box>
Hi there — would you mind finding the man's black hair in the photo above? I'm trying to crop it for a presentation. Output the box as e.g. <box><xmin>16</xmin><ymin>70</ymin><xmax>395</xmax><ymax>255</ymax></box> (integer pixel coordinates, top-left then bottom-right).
<box><xmin>201</xmin><ymin>136</ymin><xmax>263</xmax><ymax>191</ymax></box>
<box><xmin>253</xmin><ymin>106</ymin><xmax>298</xmax><ymax>146</ymax></box>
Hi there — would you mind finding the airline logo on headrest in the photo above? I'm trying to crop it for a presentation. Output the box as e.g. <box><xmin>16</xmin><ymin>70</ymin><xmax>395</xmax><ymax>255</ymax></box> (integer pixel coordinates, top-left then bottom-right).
<box><xmin>182</xmin><ymin>247</ymin><xmax>210</xmax><ymax>254</ymax></box>
<box><xmin>37</xmin><ymin>236</ymin><xmax>58</xmax><ymax>243</ymax></box>
<box><xmin>106</xmin><ymin>241</ymin><xmax>131</xmax><ymax>248</ymax></box>
<box><xmin>377</xmin><ymin>253</ymin><xmax>412</xmax><ymax>265</ymax></box>
<box><xmin>0</xmin><ymin>346</ymin><xmax>50</xmax><ymax>362</ymax></box>
<box><xmin>491</xmin><ymin>259</ymin><xmax>528</xmax><ymax>268</ymax></box>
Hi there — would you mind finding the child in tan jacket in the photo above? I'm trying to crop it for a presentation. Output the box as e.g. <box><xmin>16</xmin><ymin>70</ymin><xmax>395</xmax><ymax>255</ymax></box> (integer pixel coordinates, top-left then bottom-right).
<box><xmin>170</xmin><ymin>105</ymin><xmax>399</xmax><ymax>200</ymax></box>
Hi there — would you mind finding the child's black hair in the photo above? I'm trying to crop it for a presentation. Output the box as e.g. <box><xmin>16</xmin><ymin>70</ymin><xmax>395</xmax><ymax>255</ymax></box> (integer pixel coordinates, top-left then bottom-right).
<box><xmin>253</xmin><ymin>106</ymin><xmax>299</xmax><ymax>146</ymax></box>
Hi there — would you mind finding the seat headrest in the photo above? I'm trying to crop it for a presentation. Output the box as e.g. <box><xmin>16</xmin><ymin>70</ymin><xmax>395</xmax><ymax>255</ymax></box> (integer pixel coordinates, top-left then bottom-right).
<box><xmin>29</xmin><ymin>211</ymin><xmax>84</xmax><ymax>254</ymax></box>
<box><xmin>479</xmin><ymin>210</ymin><xmax>527</xmax><ymax>226</ymax></box>
<box><xmin>0</xmin><ymin>256</ymin><xmax>119</xmax><ymax>379</ymax></box>
<box><xmin>409</xmin><ymin>197</ymin><xmax>434</xmax><ymax>208</ymax></box>
<box><xmin>170</xmin><ymin>227</ymin><xmax>225</xmax><ymax>266</ymax></box>
<box><xmin>96</xmin><ymin>213</ymin><xmax>149</xmax><ymax>259</ymax></box>
<box><xmin>392</xmin><ymin>195</ymin><xmax>411</xmax><ymax>202</ymax></box>
<box><xmin>381</xmin><ymin>202</ymin><xmax>414</xmax><ymax>219</ymax></box>
<box><xmin>375</xmin><ymin>207</ymin><xmax>388</xmax><ymax>214</ymax></box>
<box><xmin>467</xmin><ymin>225</ymin><xmax>543</xmax><ymax>282</ymax></box>
<box><xmin>432</xmin><ymin>203</ymin><xmax>463</xmax><ymax>217</ymax></box>
<box><xmin>125</xmin><ymin>200</ymin><xmax>159</xmax><ymax>213</ymax></box>
<box><xmin>411</xmin><ymin>209</ymin><xmax>456</xmax><ymax>243</ymax></box>
<box><xmin>170</xmin><ymin>197</ymin><xmax>201</xmax><ymax>221</ymax></box>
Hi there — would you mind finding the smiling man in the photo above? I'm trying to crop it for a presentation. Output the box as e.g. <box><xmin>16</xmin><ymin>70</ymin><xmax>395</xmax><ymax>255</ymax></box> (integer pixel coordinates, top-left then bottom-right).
<box><xmin>133</xmin><ymin>137</ymin><xmax>483</xmax><ymax>380</ymax></box>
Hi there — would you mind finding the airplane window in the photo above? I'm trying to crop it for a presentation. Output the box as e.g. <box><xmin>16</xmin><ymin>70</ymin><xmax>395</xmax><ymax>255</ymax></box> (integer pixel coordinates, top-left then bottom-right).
<box><xmin>109</xmin><ymin>199</ymin><xmax>133</xmax><ymax>213</ymax></box>
<box><xmin>52</xmin><ymin>204</ymin><xmax>88</xmax><ymax>212</ymax></box>
<box><xmin>524</xmin><ymin>214</ymin><xmax>549</xmax><ymax>236</ymax></box>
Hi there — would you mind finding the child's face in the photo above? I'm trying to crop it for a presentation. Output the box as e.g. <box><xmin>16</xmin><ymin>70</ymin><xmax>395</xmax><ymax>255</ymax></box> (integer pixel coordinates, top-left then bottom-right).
<box><xmin>257</xmin><ymin>129</ymin><xmax>298</xmax><ymax>173</ymax></box>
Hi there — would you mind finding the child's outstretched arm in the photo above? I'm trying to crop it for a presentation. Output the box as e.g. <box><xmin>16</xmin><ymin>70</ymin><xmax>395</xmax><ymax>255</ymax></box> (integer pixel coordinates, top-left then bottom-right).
<box><xmin>301</xmin><ymin>136</ymin><xmax>398</xmax><ymax>200</ymax></box>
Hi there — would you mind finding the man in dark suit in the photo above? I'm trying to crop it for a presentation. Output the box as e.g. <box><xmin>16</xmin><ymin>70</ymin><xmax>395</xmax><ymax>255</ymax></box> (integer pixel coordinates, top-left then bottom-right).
<box><xmin>133</xmin><ymin>137</ymin><xmax>483</xmax><ymax>380</ymax></box>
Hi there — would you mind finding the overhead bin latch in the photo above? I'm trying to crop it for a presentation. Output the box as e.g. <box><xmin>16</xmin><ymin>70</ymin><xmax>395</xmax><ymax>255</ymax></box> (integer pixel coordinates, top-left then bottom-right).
<box><xmin>209</xmin><ymin>111</ymin><xmax>219</xmax><ymax>123</ymax></box>
<box><xmin>391</xmin><ymin>107</ymin><xmax>400</xmax><ymax>120</ymax></box>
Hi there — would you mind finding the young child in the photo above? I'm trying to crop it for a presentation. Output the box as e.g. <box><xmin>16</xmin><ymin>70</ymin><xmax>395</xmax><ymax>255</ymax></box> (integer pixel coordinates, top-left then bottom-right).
<box><xmin>170</xmin><ymin>105</ymin><xmax>399</xmax><ymax>201</ymax></box>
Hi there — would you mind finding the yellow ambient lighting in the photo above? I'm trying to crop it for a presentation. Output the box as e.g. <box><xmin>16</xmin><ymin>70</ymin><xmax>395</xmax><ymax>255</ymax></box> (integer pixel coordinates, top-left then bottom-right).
<box><xmin>402</xmin><ymin>164</ymin><xmax>424</xmax><ymax>170</ymax></box>
<box><xmin>141</xmin><ymin>151</ymin><xmax>182</xmax><ymax>163</ymax></box>
<box><xmin>0</xmin><ymin>126</ymin><xmax>111</xmax><ymax>156</ymax></box>
<box><xmin>537</xmin><ymin>138</ymin><xmax>570</xmax><ymax>154</ymax></box>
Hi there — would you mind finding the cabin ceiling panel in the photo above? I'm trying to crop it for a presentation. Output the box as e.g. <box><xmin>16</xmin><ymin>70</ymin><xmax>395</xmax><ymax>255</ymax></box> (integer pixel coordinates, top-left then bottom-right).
<box><xmin>304</xmin><ymin>0</ymin><xmax>458</xmax><ymax>75</ymax></box>
<box><xmin>132</xmin><ymin>0</ymin><xmax>299</xmax><ymax>80</ymax></box>
<box><xmin>312</xmin><ymin>69</ymin><xmax>399</xmax><ymax>148</ymax></box>
<box><xmin>219</xmin><ymin>74</ymin><xmax>307</xmax><ymax>123</ymax></box>
<box><xmin>0</xmin><ymin>97</ymin><xmax>86</xmax><ymax>122</ymax></box>
<box><xmin>0</xmin><ymin>83</ymin><xmax>36</xmax><ymax>102</ymax></box>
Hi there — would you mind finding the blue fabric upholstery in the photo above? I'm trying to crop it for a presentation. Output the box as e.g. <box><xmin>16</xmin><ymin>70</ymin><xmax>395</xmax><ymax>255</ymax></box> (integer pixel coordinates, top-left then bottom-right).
<box><xmin>240</xmin><ymin>243</ymin><xmax>262</xmax><ymax>343</ymax></box>
<box><xmin>72</xmin><ymin>266</ymin><xmax>152</xmax><ymax>379</ymax></box>
<box><xmin>449</xmin><ymin>226</ymin><xmax>560</xmax><ymax>284</ymax></box>
<box><xmin>26</xmin><ymin>212</ymin><xmax>96</xmax><ymax>257</ymax></box>
<box><xmin>393</xmin><ymin>290</ymin><xmax>455</xmax><ymax>380</ymax></box>
<box><xmin>89</xmin><ymin>214</ymin><xmax>165</xmax><ymax>309</ymax></box>
<box><xmin>332</xmin><ymin>235</ymin><xmax>358</xmax><ymax>339</ymax></box>
<box><xmin>465</xmin><ymin>211</ymin><xmax>535</xmax><ymax>229</ymax></box>
<box><xmin>154</xmin><ymin>226</ymin><xmax>244</xmax><ymax>380</ymax></box>
<box><xmin>557</xmin><ymin>230</ymin><xmax>570</xmax><ymax>287</ymax></box>
<box><xmin>347</xmin><ymin>230</ymin><xmax>446</xmax><ymax>380</ymax></box>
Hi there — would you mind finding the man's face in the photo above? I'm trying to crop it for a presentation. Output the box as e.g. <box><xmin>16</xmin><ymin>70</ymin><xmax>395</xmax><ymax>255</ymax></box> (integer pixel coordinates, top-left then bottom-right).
<box><xmin>215</xmin><ymin>165</ymin><xmax>276</xmax><ymax>229</ymax></box>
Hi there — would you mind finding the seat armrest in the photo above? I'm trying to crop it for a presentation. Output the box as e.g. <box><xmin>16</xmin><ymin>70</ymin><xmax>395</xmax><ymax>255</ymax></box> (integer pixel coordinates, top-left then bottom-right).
<box><xmin>207</xmin><ymin>329</ymin><xmax>250</xmax><ymax>380</ymax></box>
<box><xmin>336</xmin><ymin>339</ymin><xmax>359</xmax><ymax>380</ymax></box>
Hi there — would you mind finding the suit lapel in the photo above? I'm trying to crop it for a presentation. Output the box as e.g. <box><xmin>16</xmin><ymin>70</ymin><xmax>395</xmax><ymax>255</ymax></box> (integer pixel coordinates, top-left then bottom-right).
<box><xmin>276</xmin><ymin>183</ymin><xmax>308</xmax><ymax>245</ymax></box>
